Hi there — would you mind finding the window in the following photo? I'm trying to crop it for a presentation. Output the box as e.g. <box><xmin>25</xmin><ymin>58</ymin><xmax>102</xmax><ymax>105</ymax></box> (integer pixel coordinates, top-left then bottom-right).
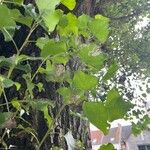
<box><xmin>138</xmin><ymin>145</ymin><xmax>150</xmax><ymax>150</ymax></box>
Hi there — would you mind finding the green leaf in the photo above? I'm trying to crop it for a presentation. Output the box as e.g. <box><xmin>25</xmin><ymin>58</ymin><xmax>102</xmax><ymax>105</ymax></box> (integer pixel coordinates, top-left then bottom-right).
<box><xmin>23</xmin><ymin>74</ymin><xmax>34</xmax><ymax>98</ymax></box>
<box><xmin>0</xmin><ymin>112</ymin><xmax>13</xmax><ymax>127</ymax></box>
<box><xmin>8</xmin><ymin>0</ymin><xmax>23</xmax><ymax>5</ymax></box>
<box><xmin>0</xmin><ymin>5</ymin><xmax>16</xmax><ymax>28</ymax></box>
<box><xmin>58</xmin><ymin>13</ymin><xmax>78</xmax><ymax>35</ymax></box>
<box><xmin>83</xmin><ymin>88</ymin><xmax>133</xmax><ymax>134</ymax></box>
<box><xmin>36</xmin><ymin>0</ymin><xmax>60</xmax><ymax>13</ymax></box>
<box><xmin>41</xmin><ymin>40</ymin><xmax>67</xmax><ymax>57</ymax></box>
<box><xmin>57</xmin><ymin>87</ymin><xmax>72</xmax><ymax>104</ymax></box>
<box><xmin>103</xmin><ymin>62</ymin><xmax>119</xmax><ymax>81</ymax></box>
<box><xmin>30</xmin><ymin>100</ymin><xmax>53</xmax><ymax>110</ymax></box>
<box><xmin>36</xmin><ymin>37</ymin><xmax>49</xmax><ymax>49</ymax></box>
<box><xmin>105</xmin><ymin>88</ymin><xmax>133</xmax><ymax>121</ymax></box>
<box><xmin>99</xmin><ymin>143</ymin><xmax>115</xmax><ymax>150</ymax></box>
<box><xmin>79</xmin><ymin>44</ymin><xmax>107</xmax><ymax>70</ymax></box>
<box><xmin>89</xmin><ymin>15</ymin><xmax>109</xmax><ymax>43</ymax></box>
<box><xmin>43</xmin><ymin>10</ymin><xmax>62</xmax><ymax>32</ymax></box>
<box><xmin>78</xmin><ymin>14</ymin><xmax>91</xmax><ymax>37</ymax></box>
<box><xmin>61</xmin><ymin>0</ymin><xmax>76</xmax><ymax>10</ymax></box>
<box><xmin>0</xmin><ymin>76</ymin><xmax>14</xmax><ymax>88</ymax></box>
<box><xmin>11</xmin><ymin>99</ymin><xmax>21</xmax><ymax>110</ymax></box>
<box><xmin>83</xmin><ymin>101</ymin><xmax>109</xmax><ymax>134</ymax></box>
<box><xmin>43</xmin><ymin>106</ymin><xmax>53</xmax><ymax>127</ymax></box>
<box><xmin>30</xmin><ymin>100</ymin><xmax>53</xmax><ymax>127</ymax></box>
<box><xmin>1</xmin><ymin>27</ymin><xmax>16</xmax><ymax>41</ymax></box>
<box><xmin>14</xmin><ymin>82</ymin><xmax>21</xmax><ymax>91</ymax></box>
<box><xmin>52</xmin><ymin>56</ymin><xmax>69</xmax><ymax>65</ymax></box>
<box><xmin>73</xmin><ymin>71</ymin><xmax>98</xmax><ymax>90</ymax></box>
<box><xmin>36</xmin><ymin>82</ymin><xmax>44</xmax><ymax>92</ymax></box>
<box><xmin>36</xmin><ymin>0</ymin><xmax>61</xmax><ymax>31</ymax></box>
<box><xmin>16</xmin><ymin>16</ymin><xmax>33</xmax><ymax>27</ymax></box>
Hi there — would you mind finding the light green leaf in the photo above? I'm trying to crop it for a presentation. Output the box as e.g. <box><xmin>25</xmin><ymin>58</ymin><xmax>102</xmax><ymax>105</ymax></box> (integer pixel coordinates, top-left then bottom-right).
<box><xmin>99</xmin><ymin>143</ymin><xmax>115</xmax><ymax>150</ymax></box>
<box><xmin>58</xmin><ymin>13</ymin><xmax>78</xmax><ymax>35</ymax></box>
<box><xmin>41</xmin><ymin>40</ymin><xmax>67</xmax><ymax>57</ymax></box>
<box><xmin>36</xmin><ymin>0</ymin><xmax>60</xmax><ymax>13</ymax></box>
<box><xmin>89</xmin><ymin>15</ymin><xmax>109</xmax><ymax>43</ymax></box>
<box><xmin>43</xmin><ymin>10</ymin><xmax>62</xmax><ymax>32</ymax></box>
<box><xmin>61</xmin><ymin>0</ymin><xmax>76</xmax><ymax>10</ymax></box>
<box><xmin>42</xmin><ymin>106</ymin><xmax>53</xmax><ymax>127</ymax></box>
<box><xmin>57</xmin><ymin>87</ymin><xmax>72</xmax><ymax>104</ymax></box>
<box><xmin>0</xmin><ymin>77</ymin><xmax>14</xmax><ymax>88</ymax></box>
<box><xmin>36</xmin><ymin>37</ymin><xmax>49</xmax><ymax>49</ymax></box>
<box><xmin>103</xmin><ymin>62</ymin><xmax>119</xmax><ymax>81</ymax></box>
<box><xmin>14</xmin><ymin>82</ymin><xmax>21</xmax><ymax>91</ymax></box>
<box><xmin>52</xmin><ymin>56</ymin><xmax>69</xmax><ymax>65</ymax></box>
<box><xmin>78</xmin><ymin>14</ymin><xmax>90</xmax><ymax>37</ymax></box>
<box><xmin>16</xmin><ymin>16</ymin><xmax>33</xmax><ymax>27</ymax></box>
<box><xmin>0</xmin><ymin>5</ymin><xmax>16</xmax><ymax>28</ymax></box>
<box><xmin>11</xmin><ymin>99</ymin><xmax>21</xmax><ymax>110</ymax></box>
<box><xmin>79</xmin><ymin>44</ymin><xmax>107</xmax><ymax>70</ymax></box>
<box><xmin>36</xmin><ymin>82</ymin><xmax>44</xmax><ymax>92</ymax></box>
<box><xmin>105</xmin><ymin>88</ymin><xmax>133</xmax><ymax>121</ymax></box>
<box><xmin>10</xmin><ymin>9</ymin><xmax>32</xmax><ymax>27</ymax></box>
<box><xmin>73</xmin><ymin>71</ymin><xmax>98</xmax><ymax>90</ymax></box>
<box><xmin>9</xmin><ymin>0</ymin><xmax>23</xmax><ymax>5</ymax></box>
<box><xmin>83</xmin><ymin>89</ymin><xmax>133</xmax><ymax>134</ymax></box>
<box><xmin>83</xmin><ymin>101</ymin><xmax>109</xmax><ymax>134</ymax></box>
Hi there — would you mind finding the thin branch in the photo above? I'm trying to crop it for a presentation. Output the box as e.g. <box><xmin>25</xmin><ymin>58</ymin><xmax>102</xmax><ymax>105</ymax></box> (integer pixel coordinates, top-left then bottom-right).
<box><xmin>2</xmin><ymin>88</ymin><xmax>10</xmax><ymax>112</ymax></box>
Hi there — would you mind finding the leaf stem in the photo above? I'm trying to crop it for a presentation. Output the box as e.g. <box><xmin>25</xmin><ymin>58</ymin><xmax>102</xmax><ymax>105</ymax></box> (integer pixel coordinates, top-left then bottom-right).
<box><xmin>2</xmin><ymin>88</ymin><xmax>10</xmax><ymax>112</ymax></box>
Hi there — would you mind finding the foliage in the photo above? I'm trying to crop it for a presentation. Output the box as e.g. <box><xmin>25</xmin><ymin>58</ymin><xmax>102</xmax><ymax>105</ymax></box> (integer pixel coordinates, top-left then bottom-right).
<box><xmin>99</xmin><ymin>143</ymin><xmax>115</xmax><ymax>150</ymax></box>
<box><xmin>0</xmin><ymin>0</ymin><xmax>143</xmax><ymax>149</ymax></box>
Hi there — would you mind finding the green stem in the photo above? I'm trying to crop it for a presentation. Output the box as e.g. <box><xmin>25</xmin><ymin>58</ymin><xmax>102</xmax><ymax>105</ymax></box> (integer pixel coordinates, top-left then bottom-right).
<box><xmin>6</xmin><ymin>22</ymin><xmax>38</xmax><ymax>78</ymax></box>
<box><xmin>2</xmin><ymin>88</ymin><xmax>10</xmax><ymax>112</ymax></box>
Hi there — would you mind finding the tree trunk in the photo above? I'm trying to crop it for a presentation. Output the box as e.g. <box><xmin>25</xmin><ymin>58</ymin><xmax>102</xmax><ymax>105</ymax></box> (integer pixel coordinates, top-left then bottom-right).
<box><xmin>0</xmin><ymin>0</ymin><xmax>95</xmax><ymax>149</ymax></box>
